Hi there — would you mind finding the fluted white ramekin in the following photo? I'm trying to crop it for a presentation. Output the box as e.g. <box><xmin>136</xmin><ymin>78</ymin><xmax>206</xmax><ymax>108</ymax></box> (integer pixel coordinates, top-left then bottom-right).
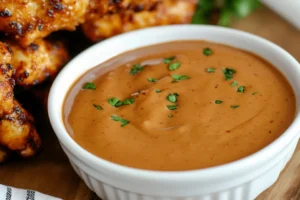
<box><xmin>48</xmin><ymin>25</ymin><xmax>300</xmax><ymax>200</ymax></box>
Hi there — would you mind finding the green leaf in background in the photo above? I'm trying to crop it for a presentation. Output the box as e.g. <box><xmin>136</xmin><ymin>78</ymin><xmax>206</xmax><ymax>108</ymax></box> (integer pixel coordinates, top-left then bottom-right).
<box><xmin>218</xmin><ymin>0</ymin><xmax>234</xmax><ymax>26</ymax></box>
<box><xmin>232</xmin><ymin>0</ymin><xmax>261</xmax><ymax>18</ymax></box>
<box><xmin>218</xmin><ymin>9</ymin><xmax>234</xmax><ymax>26</ymax></box>
<box><xmin>192</xmin><ymin>0</ymin><xmax>261</xmax><ymax>27</ymax></box>
<box><xmin>192</xmin><ymin>0</ymin><xmax>216</xmax><ymax>24</ymax></box>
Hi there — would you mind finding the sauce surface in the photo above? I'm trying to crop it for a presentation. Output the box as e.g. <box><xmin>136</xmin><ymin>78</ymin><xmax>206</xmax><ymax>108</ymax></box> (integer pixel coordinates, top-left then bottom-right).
<box><xmin>64</xmin><ymin>41</ymin><xmax>296</xmax><ymax>171</ymax></box>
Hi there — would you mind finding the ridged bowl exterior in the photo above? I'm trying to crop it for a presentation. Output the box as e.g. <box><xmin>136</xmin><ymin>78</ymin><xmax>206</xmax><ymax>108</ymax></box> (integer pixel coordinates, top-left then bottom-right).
<box><xmin>49</xmin><ymin>25</ymin><xmax>300</xmax><ymax>200</ymax></box>
<box><xmin>61</xmin><ymin>137</ymin><xmax>298</xmax><ymax>200</ymax></box>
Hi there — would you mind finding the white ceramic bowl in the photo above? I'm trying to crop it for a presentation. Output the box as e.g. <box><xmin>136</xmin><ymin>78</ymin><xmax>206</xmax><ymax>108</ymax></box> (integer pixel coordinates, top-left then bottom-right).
<box><xmin>48</xmin><ymin>25</ymin><xmax>300</xmax><ymax>200</ymax></box>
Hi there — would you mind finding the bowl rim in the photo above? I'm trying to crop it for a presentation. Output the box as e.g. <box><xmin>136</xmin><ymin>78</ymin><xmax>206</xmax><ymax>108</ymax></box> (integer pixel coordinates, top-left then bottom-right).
<box><xmin>48</xmin><ymin>25</ymin><xmax>300</xmax><ymax>182</ymax></box>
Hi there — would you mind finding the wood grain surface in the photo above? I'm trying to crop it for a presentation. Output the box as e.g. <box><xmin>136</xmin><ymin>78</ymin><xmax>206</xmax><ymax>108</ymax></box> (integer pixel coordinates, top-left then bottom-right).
<box><xmin>0</xmin><ymin>6</ymin><xmax>300</xmax><ymax>200</ymax></box>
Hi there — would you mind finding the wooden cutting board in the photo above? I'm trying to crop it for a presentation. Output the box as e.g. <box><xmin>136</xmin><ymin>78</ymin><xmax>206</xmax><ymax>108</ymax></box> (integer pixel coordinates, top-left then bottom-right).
<box><xmin>0</xmin><ymin>6</ymin><xmax>300</xmax><ymax>200</ymax></box>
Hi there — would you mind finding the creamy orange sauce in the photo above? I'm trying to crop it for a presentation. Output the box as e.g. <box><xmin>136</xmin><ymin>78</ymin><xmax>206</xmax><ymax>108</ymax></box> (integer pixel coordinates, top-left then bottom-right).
<box><xmin>64</xmin><ymin>41</ymin><xmax>295</xmax><ymax>171</ymax></box>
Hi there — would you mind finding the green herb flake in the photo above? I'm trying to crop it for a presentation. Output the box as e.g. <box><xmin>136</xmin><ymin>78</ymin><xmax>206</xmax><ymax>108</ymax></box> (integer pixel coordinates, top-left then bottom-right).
<box><xmin>252</xmin><ymin>92</ymin><xmax>258</xmax><ymax>95</ymax></box>
<box><xmin>155</xmin><ymin>89</ymin><xmax>162</xmax><ymax>93</ymax></box>
<box><xmin>168</xmin><ymin>114</ymin><xmax>173</xmax><ymax>118</ymax></box>
<box><xmin>130</xmin><ymin>64</ymin><xmax>144</xmax><ymax>75</ymax></box>
<box><xmin>115</xmin><ymin>101</ymin><xmax>123</xmax><ymax>107</ymax></box>
<box><xmin>111</xmin><ymin>115</ymin><xmax>130</xmax><ymax>127</ymax></box>
<box><xmin>237</xmin><ymin>86</ymin><xmax>245</xmax><ymax>93</ymax></box>
<box><xmin>83</xmin><ymin>82</ymin><xmax>96</xmax><ymax>90</ymax></box>
<box><xmin>108</xmin><ymin>97</ymin><xmax>135</xmax><ymax>107</ymax></box>
<box><xmin>231</xmin><ymin>81</ymin><xmax>238</xmax><ymax>87</ymax></box>
<box><xmin>147</xmin><ymin>77</ymin><xmax>158</xmax><ymax>82</ymax></box>
<box><xmin>166</xmin><ymin>93</ymin><xmax>179</xmax><ymax>103</ymax></box>
<box><xmin>171</xmin><ymin>74</ymin><xmax>190</xmax><ymax>82</ymax></box>
<box><xmin>231</xmin><ymin>105</ymin><xmax>240</xmax><ymax>109</ymax></box>
<box><xmin>222</xmin><ymin>68</ymin><xmax>236</xmax><ymax>80</ymax></box>
<box><xmin>203</xmin><ymin>48</ymin><xmax>213</xmax><ymax>56</ymax></box>
<box><xmin>168</xmin><ymin>61</ymin><xmax>181</xmax><ymax>71</ymax></box>
<box><xmin>206</xmin><ymin>68</ymin><xmax>216</xmax><ymax>73</ymax></box>
<box><xmin>93</xmin><ymin>104</ymin><xmax>102</xmax><ymax>110</ymax></box>
<box><xmin>215</xmin><ymin>100</ymin><xmax>223</xmax><ymax>104</ymax></box>
<box><xmin>108</xmin><ymin>97</ymin><xmax>120</xmax><ymax>107</ymax></box>
<box><xmin>167</xmin><ymin>104</ymin><xmax>178</xmax><ymax>110</ymax></box>
<box><xmin>123</xmin><ymin>97</ymin><xmax>135</xmax><ymax>105</ymax></box>
<box><xmin>164</xmin><ymin>56</ymin><xmax>176</xmax><ymax>64</ymax></box>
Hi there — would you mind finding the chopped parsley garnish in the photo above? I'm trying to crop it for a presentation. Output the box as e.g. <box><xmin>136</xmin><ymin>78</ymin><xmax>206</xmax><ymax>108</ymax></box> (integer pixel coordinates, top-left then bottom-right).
<box><xmin>171</xmin><ymin>74</ymin><xmax>190</xmax><ymax>82</ymax></box>
<box><xmin>123</xmin><ymin>97</ymin><xmax>135</xmax><ymax>105</ymax></box>
<box><xmin>231</xmin><ymin>81</ymin><xmax>238</xmax><ymax>87</ymax></box>
<box><xmin>164</xmin><ymin>56</ymin><xmax>176</xmax><ymax>64</ymax></box>
<box><xmin>167</xmin><ymin>104</ymin><xmax>178</xmax><ymax>110</ymax></box>
<box><xmin>108</xmin><ymin>97</ymin><xmax>134</xmax><ymax>107</ymax></box>
<box><xmin>130</xmin><ymin>64</ymin><xmax>144</xmax><ymax>75</ymax></box>
<box><xmin>115</xmin><ymin>101</ymin><xmax>123</xmax><ymax>107</ymax></box>
<box><xmin>203</xmin><ymin>48</ymin><xmax>213</xmax><ymax>56</ymax></box>
<box><xmin>252</xmin><ymin>92</ymin><xmax>258</xmax><ymax>95</ymax></box>
<box><xmin>222</xmin><ymin>68</ymin><xmax>236</xmax><ymax>80</ymax></box>
<box><xmin>108</xmin><ymin>97</ymin><xmax>120</xmax><ymax>107</ymax></box>
<box><xmin>111</xmin><ymin>115</ymin><xmax>130</xmax><ymax>127</ymax></box>
<box><xmin>155</xmin><ymin>89</ymin><xmax>162</xmax><ymax>93</ymax></box>
<box><xmin>231</xmin><ymin>105</ymin><xmax>240</xmax><ymax>109</ymax></box>
<box><xmin>237</xmin><ymin>86</ymin><xmax>245</xmax><ymax>93</ymax></box>
<box><xmin>167</xmin><ymin>93</ymin><xmax>179</xmax><ymax>103</ymax></box>
<box><xmin>83</xmin><ymin>82</ymin><xmax>96</xmax><ymax>90</ymax></box>
<box><xmin>147</xmin><ymin>77</ymin><xmax>158</xmax><ymax>82</ymax></box>
<box><xmin>93</xmin><ymin>104</ymin><xmax>102</xmax><ymax>110</ymax></box>
<box><xmin>169</xmin><ymin>61</ymin><xmax>181</xmax><ymax>71</ymax></box>
<box><xmin>206</xmin><ymin>68</ymin><xmax>215</xmax><ymax>73</ymax></box>
<box><xmin>168</xmin><ymin>114</ymin><xmax>173</xmax><ymax>118</ymax></box>
<box><xmin>215</xmin><ymin>100</ymin><xmax>223</xmax><ymax>104</ymax></box>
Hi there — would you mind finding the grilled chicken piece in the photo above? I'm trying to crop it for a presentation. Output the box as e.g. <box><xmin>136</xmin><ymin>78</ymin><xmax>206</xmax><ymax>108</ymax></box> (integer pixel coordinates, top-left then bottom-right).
<box><xmin>0</xmin><ymin>0</ymin><xmax>89</xmax><ymax>47</ymax></box>
<box><xmin>0</xmin><ymin>41</ymin><xmax>41</xmax><ymax>163</ymax></box>
<box><xmin>0</xmin><ymin>100</ymin><xmax>41</xmax><ymax>160</ymax></box>
<box><xmin>5</xmin><ymin>39</ymin><xmax>69</xmax><ymax>87</ymax></box>
<box><xmin>0</xmin><ymin>42</ymin><xmax>14</xmax><ymax>117</ymax></box>
<box><xmin>82</xmin><ymin>0</ymin><xmax>197</xmax><ymax>42</ymax></box>
<box><xmin>87</xmin><ymin>0</ymin><xmax>161</xmax><ymax>18</ymax></box>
